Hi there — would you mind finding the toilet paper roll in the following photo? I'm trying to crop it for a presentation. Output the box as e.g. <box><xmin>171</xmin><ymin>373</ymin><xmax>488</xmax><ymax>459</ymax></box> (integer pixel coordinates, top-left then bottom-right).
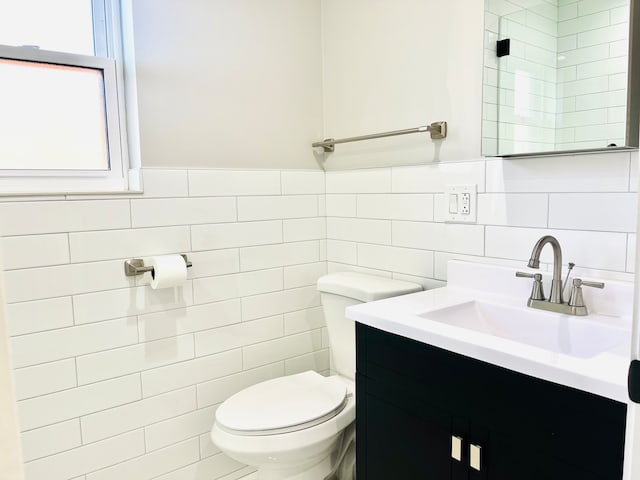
<box><xmin>149</xmin><ymin>255</ymin><xmax>188</xmax><ymax>289</ymax></box>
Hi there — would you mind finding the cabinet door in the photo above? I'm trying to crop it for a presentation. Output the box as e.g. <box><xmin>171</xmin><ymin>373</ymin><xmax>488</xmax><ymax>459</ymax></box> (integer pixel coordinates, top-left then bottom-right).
<box><xmin>362</xmin><ymin>394</ymin><xmax>452</xmax><ymax>480</ymax></box>
<box><xmin>461</xmin><ymin>423</ymin><xmax>600</xmax><ymax>480</ymax></box>
<box><xmin>356</xmin><ymin>324</ymin><xmax>626</xmax><ymax>480</ymax></box>
<box><xmin>485</xmin><ymin>426</ymin><xmax>549</xmax><ymax>480</ymax></box>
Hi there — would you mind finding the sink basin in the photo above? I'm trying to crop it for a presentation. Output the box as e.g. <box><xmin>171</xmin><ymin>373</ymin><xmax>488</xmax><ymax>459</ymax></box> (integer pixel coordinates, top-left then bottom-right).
<box><xmin>419</xmin><ymin>301</ymin><xmax>628</xmax><ymax>358</ymax></box>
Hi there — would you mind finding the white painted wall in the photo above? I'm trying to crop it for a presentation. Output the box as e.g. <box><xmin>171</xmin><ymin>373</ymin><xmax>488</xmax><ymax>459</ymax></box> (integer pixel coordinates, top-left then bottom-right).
<box><xmin>132</xmin><ymin>0</ymin><xmax>324</xmax><ymax>170</ymax></box>
<box><xmin>320</xmin><ymin>0</ymin><xmax>484</xmax><ymax>170</ymax></box>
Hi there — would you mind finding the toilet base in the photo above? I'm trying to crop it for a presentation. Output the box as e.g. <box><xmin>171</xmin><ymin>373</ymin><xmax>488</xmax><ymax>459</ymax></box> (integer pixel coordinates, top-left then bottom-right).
<box><xmin>253</xmin><ymin>425</ymin><xmax>354</xmax><ymax>480</ymax></box>
<box><xmin>256</xmin><ymin>454</ymin><xmax>334</xmax><ymax>480</ymax></box>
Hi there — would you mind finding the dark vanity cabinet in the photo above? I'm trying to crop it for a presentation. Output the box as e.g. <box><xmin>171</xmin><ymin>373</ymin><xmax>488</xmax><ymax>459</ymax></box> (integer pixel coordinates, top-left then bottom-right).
<box><xmin>356</xmin><ymin>324</ymin><xmax>627</xmax><ymax>480</ymax></box>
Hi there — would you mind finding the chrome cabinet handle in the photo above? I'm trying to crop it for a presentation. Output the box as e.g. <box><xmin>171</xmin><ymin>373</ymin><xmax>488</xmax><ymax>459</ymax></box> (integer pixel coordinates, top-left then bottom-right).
<box><xmin>451</xmin><ymin>435</ymin><xmax>463</xmax><ymax>461</ymax></box>
<box><xmin>470</xmin><ymin>443</ymin><xmax>482</xmax><ymax>471</ymax></box>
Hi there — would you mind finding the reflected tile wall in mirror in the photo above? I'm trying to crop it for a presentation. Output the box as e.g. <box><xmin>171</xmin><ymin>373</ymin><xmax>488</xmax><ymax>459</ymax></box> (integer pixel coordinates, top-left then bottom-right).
<box><xmin>483</xmin><ymin>0</ymin><xmax>630</xmax><ymax>156</ymax></box>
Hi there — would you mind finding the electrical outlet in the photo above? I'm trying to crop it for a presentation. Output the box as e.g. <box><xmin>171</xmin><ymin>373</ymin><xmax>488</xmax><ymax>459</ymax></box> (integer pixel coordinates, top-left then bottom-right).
<box><xmin>461</xmin><ymin>193</ymin><xmax>471</xmax><ymax>214</ymax></box>
<box><xmin>444</xmin><ymin>185</ymin><xmax>477</xmax><ymax>223</ymax></box>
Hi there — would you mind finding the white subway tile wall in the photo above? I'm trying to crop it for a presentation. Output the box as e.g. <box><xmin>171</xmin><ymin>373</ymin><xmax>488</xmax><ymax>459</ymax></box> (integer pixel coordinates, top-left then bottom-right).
<box><xmin>556</xmin><ymin>0</ymin><xmax>629</xmax><ymax>150</ymax></box>
<box><xmin>4</xmin><ymin>153</ymin><xmax>638</xmax><ymax>480</ymax></box>
<box><xmin>482</xmin><ymin>0</ymin><xmax>559</xmax><ymax>155</ymax></box>
<box><xmin>3</xmin><ymin>169</ymin><xmax>326</xmax><ymax>480</ymax></box>
<box><xmin>326</xmin><ymin>151</ymin><xmax>638</xmax><ymax>285</ymax></box>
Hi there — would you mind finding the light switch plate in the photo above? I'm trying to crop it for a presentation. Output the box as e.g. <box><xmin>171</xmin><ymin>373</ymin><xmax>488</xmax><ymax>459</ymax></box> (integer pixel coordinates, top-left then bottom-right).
<box><xmin>444</xmin><ymin>184</ymin><xmax>477</xmax><ymax>223</ymax></box>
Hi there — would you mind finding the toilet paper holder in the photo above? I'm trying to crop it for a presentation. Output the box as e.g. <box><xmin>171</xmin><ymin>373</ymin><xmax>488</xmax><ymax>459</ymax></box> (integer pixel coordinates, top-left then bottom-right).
<box><xmin>124</xmin><ymin>254</ymin><xmax>193</xmax><ymax>277</ymax></box>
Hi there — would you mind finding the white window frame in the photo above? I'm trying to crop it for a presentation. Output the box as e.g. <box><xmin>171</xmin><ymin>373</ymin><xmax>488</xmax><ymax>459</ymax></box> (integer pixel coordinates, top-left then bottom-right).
<box><xmin>0</xmin><ymin>0</ymin><xmax>141</xmax><ymax>195</ymax></box>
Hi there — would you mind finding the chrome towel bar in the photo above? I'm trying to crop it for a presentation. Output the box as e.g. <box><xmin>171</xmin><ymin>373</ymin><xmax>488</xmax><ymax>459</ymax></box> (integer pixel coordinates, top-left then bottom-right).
<box><xmin>312</xmin><ymin>121</ymin><xmax>447</xmax><ymax>152</ymax></box>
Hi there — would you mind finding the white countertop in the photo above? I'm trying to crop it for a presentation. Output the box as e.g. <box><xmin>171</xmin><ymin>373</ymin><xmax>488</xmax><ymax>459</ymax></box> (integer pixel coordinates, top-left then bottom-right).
<box><xmin>346</xmin><ymin>261</ymin><xmax>633</xmax><ymax>403</ymax></box>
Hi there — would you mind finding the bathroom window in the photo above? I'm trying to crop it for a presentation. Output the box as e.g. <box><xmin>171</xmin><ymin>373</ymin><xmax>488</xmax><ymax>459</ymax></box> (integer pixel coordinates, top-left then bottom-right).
<box><xmin>0</xmin><ymin>0</ymin><xmax>140</xmax><ymax>194</ymax></box>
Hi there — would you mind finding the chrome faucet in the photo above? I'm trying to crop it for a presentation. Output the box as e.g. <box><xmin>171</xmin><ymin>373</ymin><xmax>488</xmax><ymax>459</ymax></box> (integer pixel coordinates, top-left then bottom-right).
<box><xmin>527</xmin><ymin>235</ymin><xmax>564</xmax><ymax>304</ymax></box>
<box><xmin>516</xmin><ymin>235</ymin><xmax>604</xmax><ymax>316</ymax></box>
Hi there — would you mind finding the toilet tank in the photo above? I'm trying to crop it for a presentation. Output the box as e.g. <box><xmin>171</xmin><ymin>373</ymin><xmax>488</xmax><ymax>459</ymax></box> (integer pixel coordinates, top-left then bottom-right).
<box><xmin>317</xmin><ymin>272</ymin><xmax>422</xmax><ymax>379</ymax></box>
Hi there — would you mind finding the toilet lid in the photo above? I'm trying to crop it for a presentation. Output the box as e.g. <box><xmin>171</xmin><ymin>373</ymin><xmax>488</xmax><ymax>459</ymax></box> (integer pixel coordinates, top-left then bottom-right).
<box><xmin>215</xmin><ymin>371</ymin><xmax>348</xmax><ymax>436</ymax></box>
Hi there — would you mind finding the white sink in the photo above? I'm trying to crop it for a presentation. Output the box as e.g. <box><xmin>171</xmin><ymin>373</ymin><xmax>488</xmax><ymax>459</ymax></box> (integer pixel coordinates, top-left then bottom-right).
<box><xmin>419</xmin><ymin>300</ymin><xmax>628</xmax><ymax>358</ymax></box>
<box><xmin>346</xmin><ymin>261</ymin><xmax>634</xmax><ymax>401</ymax></box>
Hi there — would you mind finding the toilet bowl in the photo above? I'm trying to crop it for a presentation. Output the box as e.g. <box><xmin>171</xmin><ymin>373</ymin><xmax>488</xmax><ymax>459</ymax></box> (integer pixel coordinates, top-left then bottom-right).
<box><xmin>211</xmin><ymin>272</ymin><xmax>422</xmax><ymax>480</ymax></box>
<box><xmin>212</xmin><ymin>372</ymin><xmax>355</xmax><ymax>480</ymax></box>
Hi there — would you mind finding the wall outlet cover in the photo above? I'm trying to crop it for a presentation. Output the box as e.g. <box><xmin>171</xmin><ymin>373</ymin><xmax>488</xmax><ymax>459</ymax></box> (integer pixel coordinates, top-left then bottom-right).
<box><xmin>444</xmin><ymin>184</ymin><xmax>477</xmax><ymax>223</ymax></box>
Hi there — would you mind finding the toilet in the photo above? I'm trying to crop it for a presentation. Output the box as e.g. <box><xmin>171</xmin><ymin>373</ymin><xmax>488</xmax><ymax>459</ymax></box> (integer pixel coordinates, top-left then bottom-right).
<box><xmin>211</xmin><ymin>272</ymin><xmax>422</xmax><ymax>480</ymax></box>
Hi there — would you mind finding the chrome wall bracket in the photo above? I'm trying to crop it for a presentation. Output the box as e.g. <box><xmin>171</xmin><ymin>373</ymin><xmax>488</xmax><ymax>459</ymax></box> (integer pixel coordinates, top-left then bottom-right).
<box><xmin>321</xmin><ymin>138</ymin><xmax>335</xmax><ymax>153</ymax></box>
<box><xmin>124</xmin><ymin>254</ymin><xmax>192</xmax><ymax>277</ymax></box>
<box><xmin>428</xmin><ymin>121</ymin><xmax>447</xmax><ymax>139</ymax></box>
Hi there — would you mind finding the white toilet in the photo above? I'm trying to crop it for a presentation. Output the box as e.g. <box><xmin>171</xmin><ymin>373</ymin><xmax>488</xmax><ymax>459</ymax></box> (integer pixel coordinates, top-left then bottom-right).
<box><xmin>211</xmin><ymin>272</ymin><xmax>422</xmax><ymax>480</ymax></box>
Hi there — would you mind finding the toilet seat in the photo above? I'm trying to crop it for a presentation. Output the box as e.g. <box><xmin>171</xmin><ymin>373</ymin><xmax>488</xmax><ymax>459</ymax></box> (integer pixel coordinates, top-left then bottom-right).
<box><xmin>215</xmin><ymin>371</ymin><xmax>348</xmax><ymax>436</ymax></box>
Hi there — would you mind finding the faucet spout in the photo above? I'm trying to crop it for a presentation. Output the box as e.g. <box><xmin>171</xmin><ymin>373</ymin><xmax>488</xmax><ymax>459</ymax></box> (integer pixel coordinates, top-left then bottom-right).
<box><xmin>528</xmin><ymin>235</ymin><xmax>563</xmax><ymax>304</ymax></box>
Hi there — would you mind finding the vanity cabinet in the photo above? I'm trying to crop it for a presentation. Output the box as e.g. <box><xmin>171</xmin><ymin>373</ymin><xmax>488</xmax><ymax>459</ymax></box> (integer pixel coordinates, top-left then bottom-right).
<box><xmin>356</xmin><ymin>324</ymin><xmax>627</xmax><ymax>480</ymax></box>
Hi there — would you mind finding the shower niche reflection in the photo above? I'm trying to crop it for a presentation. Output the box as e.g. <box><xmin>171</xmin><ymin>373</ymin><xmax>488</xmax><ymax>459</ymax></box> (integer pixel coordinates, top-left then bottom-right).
<box><xmin>482</xmin><ymin>0</ymin><xmax>640</xmax><ymax>157</ymax></box>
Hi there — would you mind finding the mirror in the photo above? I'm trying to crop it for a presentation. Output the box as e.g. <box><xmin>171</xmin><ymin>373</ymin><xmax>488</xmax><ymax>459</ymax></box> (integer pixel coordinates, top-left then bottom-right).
<box><xmin>482</xmin><ymin>0</ymin><xmax>640</xmax><ymax>157</ymax></box>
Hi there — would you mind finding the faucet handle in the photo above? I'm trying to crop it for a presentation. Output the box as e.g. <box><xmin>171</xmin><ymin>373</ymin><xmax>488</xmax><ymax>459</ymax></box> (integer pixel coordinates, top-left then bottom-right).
<box><xmin>579</xmin><ymin>279</ymin><xmax>605</xmax><ymax>289</ymax></box>
<box><xmin>515</xmin><ymin>272</ymin><xmax>545</xmax><ymax>301</ymax></box>
<box><xmin>568</xmin><ymin>278</ymin><xmax>605</xmax><ymax>310</ymax></box>
<box><xmin>515</xmin><ymin>271</ymin><xmax>539</xmax><ymax>279</ymax></box>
